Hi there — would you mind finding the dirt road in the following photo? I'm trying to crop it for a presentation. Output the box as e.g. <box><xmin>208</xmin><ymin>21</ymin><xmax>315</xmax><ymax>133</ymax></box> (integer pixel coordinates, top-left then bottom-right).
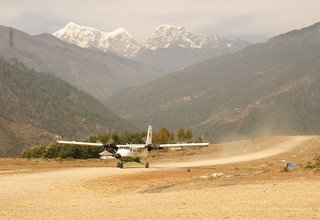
<box><xmin>155</xmin><ymin>136</ymin><xmax>311</xmax><ymax>168</ymax></box>
<box><xmin>0</xmin><ymin>136</ymin><xmax>319</xmax><ymax>219</ymax></box>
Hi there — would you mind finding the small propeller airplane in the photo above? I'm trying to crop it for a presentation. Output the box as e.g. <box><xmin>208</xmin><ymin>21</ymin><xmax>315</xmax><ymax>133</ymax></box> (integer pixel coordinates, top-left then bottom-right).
<box><xmin>58</xmin><ymin>126</ymin><xmax>209</xmax><ymax>168</ymax></box>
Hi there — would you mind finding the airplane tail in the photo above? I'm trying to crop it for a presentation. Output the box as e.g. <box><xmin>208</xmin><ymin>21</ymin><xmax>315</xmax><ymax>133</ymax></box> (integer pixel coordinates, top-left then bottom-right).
<box><xmin>146</xmin><ymin>125</ymin><xmax>152</xmax><ymax>145</ymax></box>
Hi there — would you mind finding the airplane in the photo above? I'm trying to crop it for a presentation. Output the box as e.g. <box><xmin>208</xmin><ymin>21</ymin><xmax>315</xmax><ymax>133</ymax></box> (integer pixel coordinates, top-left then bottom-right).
<box><xmin>58</xmin><ymin>126</ymin><xmax>209</xmax><ymax>168</ymax></box>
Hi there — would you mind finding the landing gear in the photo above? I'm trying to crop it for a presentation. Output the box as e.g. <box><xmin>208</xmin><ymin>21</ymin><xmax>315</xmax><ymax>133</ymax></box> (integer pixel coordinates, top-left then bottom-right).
<box><xmin>134</xmin><ymin>158</ymin><xmax>149</xmax><ymax>168</ymax></box>
<box><xmin>117</xmin><ymin>162</ymin><xmax>124</xmax><ymax>169</ymax></box>
<box><xmin>116</xmin><ymin>159</ymin><xmax>149</xmax><ymax>169</ymax></box>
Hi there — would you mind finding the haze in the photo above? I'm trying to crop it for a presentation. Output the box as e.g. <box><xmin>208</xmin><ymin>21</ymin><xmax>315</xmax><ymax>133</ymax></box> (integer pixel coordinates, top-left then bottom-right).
<box><xmin>1</xmin><ymin>0</ymin><xmax>320</xmax><ymax>43</ymax></box>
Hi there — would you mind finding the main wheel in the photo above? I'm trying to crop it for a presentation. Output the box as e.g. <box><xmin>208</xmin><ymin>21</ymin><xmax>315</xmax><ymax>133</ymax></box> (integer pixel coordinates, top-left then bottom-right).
<box><xmin>117</xmin><ymin>162</ymin><xmax>122</xmax><ymax>168</ymax></box>
<box><xmin>145</xmin><ymin>163</ymin><xmax>149</xmax><ymax>168</ymax></box>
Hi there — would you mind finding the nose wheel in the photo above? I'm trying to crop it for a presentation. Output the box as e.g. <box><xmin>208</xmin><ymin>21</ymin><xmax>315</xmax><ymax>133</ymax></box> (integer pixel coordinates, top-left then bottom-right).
<box><xmin>117</xmin><ymin>162</ymin><xmax>124</xmax><ymax>169</ymax></box>
<box><xmin>145</xmin><ymin>163</ymin><xmax>149</xmax><ymax>168</ymax></box>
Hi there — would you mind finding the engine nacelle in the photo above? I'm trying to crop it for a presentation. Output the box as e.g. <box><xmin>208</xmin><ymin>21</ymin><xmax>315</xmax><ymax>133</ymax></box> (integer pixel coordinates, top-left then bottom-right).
<box><xmin>146</xmin><ymin>144</ymin><xmax>153</xmax><ymax>152</ymax></box>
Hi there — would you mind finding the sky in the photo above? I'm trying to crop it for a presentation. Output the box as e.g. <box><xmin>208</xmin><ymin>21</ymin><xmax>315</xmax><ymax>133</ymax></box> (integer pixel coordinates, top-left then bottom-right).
<box><xmin>1</xmin><ymin>0</ymin><xmax>320</xmax><ymax>43</ymax></box>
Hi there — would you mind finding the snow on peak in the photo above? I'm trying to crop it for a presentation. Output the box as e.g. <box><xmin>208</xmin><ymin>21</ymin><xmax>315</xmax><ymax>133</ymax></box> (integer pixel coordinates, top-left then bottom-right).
<box><xmin>66</xmin><ymin>22</ymin><xmax>80</xmax><ymax>27</ymax></box>
<box><xmin>53</xmin><ymin>22</ymin><xmax>141</xmax><ymax>56</ymax></box>
<box><xmin>156</xmin><ymin>24</ymin><xmax>184</xmax><ymax>30</ymax></box>
<box><xmin>145</xmin><ymin>24</ymin><xmax>226</xmax><ymax>50</ymax></box>
<box><xmin>53</xmin><ymin>22</ymin><xmax>245</xmax><ymax>56</ymax></box>
<box><xmin>108</xmin><ymin>28</ymin><xmax>132</xmax><ymax>38</ymax></box>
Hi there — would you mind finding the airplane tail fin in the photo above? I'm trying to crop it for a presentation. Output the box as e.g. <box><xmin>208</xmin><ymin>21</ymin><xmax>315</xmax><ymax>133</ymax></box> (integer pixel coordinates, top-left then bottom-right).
<box><xmin>146</xmin><ymin>125</ymin><xmax>152</xmax><ymax>145</ymax></box>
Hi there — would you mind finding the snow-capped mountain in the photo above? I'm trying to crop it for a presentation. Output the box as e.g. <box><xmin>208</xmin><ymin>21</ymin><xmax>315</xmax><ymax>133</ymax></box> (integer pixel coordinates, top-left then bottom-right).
<box><xmin>137</xmin><ymin>24</ymin><xmax>249</xmax><ymax>71</ymax></box>
<box><xmin>53</xmin><ymin>22</ymin><xmax>249</xmax><ymax>71</ymax></box>
<box><xmin>144</xmin><ymin>24</ymin><xmax>234</xmax><ymax>50</ymax></box>
<box><xmin>53</xmin><ymin>22</ymin><xmax>141</xmax><ymax>56</ymax></box>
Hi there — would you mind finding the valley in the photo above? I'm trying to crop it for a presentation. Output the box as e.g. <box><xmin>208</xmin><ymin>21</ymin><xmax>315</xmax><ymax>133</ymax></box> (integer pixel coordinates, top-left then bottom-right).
<box><xmin>1</xmin><ymin>2</ymin><xmax>320</xmax><ymax>219</ymax></box>
<box><xmin>0</xmin><ymin>58</ymin><xmax>134</xmax><ymax>156</ymax></box>
<box><xmin>0</xmin><ymin>25</ymin><xmax>163</xmax><ymax>99</ymax></box>
<box><xmin>106</xmin><ymin>22</ymin><xmax>320</xmax><ymax>141</ymax></box>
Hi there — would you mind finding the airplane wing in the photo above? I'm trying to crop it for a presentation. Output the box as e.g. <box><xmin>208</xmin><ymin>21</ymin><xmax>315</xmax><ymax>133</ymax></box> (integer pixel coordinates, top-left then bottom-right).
<box><xmin>158</xmin><ymin>143</ymin><xmax>209</xmax><ymax>148</ymax></box>
<box><xmin>57</xmin><ymin>140</ymin><xmax>106</xmax><ymax>147</ymax></box>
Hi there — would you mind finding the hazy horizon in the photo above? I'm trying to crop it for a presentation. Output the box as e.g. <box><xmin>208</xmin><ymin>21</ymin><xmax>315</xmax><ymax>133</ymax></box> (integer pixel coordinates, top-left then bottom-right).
<box><xmin>1</xmin><ymin>0</ymin><xmax>320</xmax><ymax>43</ymax></box>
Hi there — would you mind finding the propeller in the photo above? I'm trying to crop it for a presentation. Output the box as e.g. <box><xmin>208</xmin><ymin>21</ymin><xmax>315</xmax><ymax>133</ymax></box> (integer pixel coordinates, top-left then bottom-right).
<box><xmin>146</xmin><ymin>144</ymin><xmax>162</xmax><ymax>151</ymax></box>
<box><xmin>103</xmin><ymin>138</ymin><xmax>117</xmax><ymax>154</ymax></box>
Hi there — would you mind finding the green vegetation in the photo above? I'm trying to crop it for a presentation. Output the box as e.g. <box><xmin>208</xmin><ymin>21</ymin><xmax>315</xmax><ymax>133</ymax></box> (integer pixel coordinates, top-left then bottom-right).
<box><xmin>22</xmin><ymin>127</ymin><xmax>198</xmax><ymax>159</ymax></box>
<box><xmin>22</xmin><ymin>130</ymin><xmax>150</xmax><ymax>159</ymax></box>
<box><xmin>88</xmin><ymin>127</ymin><xmax>196</xmax><ymax>145</ymax></box>
<box><xmin>86</xmin><ymin>131</ymin><xmax>147</xmax><ymax>145</ymax></box>
<box><xmin>0</xmin><ymin>57</ymin><xmax>134</xmax><ymax>157</ymax></box>
<box><xmin>177</xmin><ymin>128</ymin><xmax>193</xmax><ymax>142</ymax></box>
<box><xmin>153</xmin><ymin>128</ymin><xmax>174</xmax><ymax>144</ymax></box>
<box><xmin>0</xmin><ymin>26</ymin><xmax>164</xmax><ymax>100</ymax></box>
<box><xmin>22</xmin><ymin>142</ymin><xmax>104</xmax><ymax>159</ymax></box>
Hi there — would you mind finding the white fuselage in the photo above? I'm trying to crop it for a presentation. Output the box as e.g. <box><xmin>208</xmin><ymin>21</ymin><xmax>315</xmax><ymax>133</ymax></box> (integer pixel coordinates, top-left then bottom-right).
<box><xmin>116</xmin><ymin>144</ymin><xmax>148</xmax><ymax>158</ymax></box>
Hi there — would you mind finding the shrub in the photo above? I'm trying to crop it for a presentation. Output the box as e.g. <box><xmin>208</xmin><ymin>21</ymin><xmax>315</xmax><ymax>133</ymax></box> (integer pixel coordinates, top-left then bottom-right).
<box><xmin>305</xmin><ymin>154</ymin><xmax>320</xmax><ymax>169</ymax></box>
<box><xmin>22</xmin><ymin>144</ymin><xmax>46</xmax><ymax>158</ymax></box>
<box><xmin>22</xmin><ymin>142</ymin><xmax>103</xmax><ymax>159</ymax></box>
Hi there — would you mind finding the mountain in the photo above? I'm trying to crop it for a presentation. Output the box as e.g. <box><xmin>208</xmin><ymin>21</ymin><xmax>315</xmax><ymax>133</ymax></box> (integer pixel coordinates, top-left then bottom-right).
<box><xmin>0</xmin><ymin>57</ymin><xmax>134</xmax><ymax>156</ymax></box>
<box><xmin>53</xmin><ymin>23</ymin><xmax>249</xmax><ymax>72</ymax></box>
<box><xmin>106</xmin><ymin>22</ymin><xmax>320</xmax><ymax>142</ymax></box>
<box><xmin>135</xmin><ymin>25</ymin><xmax>249</xmax><ymax>72</ymax></box>
<box><xmin>144</xmin><ymin>24</ymin><xmax>240</xmax><ymax>50</ymax></box>
<box><xmin>53</xmin><ymin>22</ymin><xmax>141</xmax><ymax>57</ymax></box>
<box><xmin>0</xmin><ymin>25</ymin><xmax>163</xmax><ymax>100</ymax></box>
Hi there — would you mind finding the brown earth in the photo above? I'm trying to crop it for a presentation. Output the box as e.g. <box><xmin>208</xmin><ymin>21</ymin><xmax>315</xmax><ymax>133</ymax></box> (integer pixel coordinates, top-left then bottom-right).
<box><xmin>0</xmin><ymin>135</ymin><xmax>319</xmax><ymax>219</ymax></box>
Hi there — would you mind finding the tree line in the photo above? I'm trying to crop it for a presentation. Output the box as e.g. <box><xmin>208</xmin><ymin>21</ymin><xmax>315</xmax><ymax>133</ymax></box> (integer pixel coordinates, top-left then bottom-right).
<box><xmin>22</xmin><ymin>127</ymin><xmax>199</xmax><ymax>159</ymax></box>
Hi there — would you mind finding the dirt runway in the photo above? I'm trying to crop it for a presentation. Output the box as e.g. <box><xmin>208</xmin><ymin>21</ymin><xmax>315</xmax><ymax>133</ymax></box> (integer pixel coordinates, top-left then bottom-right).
<box><xmin>0</xmin><ymin>136</ymin><xmax>319</xmax><ymax>219</ymax></box>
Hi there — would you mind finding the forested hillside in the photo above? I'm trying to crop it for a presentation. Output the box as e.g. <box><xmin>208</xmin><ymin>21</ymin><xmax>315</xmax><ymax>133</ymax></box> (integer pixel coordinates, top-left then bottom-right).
<box><xmin>0</xmin><ymin>58</ymin><xmax>134</xmax><ymax>156</ymax></box>
<box><xmin>0</xmin><ymin>25</ymin><xmax>163</xmax><ymax>99</ymax></box>
<box><xmin>107</xmin><ymin>22</ymin><xmax>320</xmax><ymax>142</ymax></box>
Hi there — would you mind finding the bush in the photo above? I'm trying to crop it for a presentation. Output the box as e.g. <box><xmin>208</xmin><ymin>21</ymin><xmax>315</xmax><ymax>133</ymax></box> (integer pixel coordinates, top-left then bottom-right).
<box><xmin>22</xmin><ymin>145</ymin><xmax>46</xmax><ymax>158</ymax></box>
<box><xmin>305</xmin><ymin>154</ymin><xmax>320</xmax><ymax>169</ymax></box>
<box><xmin>22</xmin><ymin>142</ymin><xmax>103</xmax><ymax>159</ymax></box>
<box><xmin>44</xmin><ymin>143</ymin><xmax>61</xmax><ymax>158</ymax></box>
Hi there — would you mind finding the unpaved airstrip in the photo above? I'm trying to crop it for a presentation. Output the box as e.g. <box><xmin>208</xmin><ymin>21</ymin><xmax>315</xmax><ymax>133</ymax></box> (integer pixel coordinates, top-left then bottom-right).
<box><xmin>0</xmin><ymin>136</ymin><xmax>319</xmax><ymax>219</ymax></box>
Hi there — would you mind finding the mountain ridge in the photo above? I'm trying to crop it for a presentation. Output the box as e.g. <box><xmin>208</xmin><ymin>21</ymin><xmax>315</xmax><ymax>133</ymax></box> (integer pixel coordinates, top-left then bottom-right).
<box><xmin>53</xmin><ymin>22</ymin><xmax>247</xmax><ymax>54</ymax></box>
<box><xmin>53</xmin><ymin>22</ymin><xmax>249</xmax><ymax>71</ymax></box>
<box><xmin>106</xmin><ymin>21</ymin><xmax>320</xmax><ymax>141</ymax></box>
<box><xmin>53</xmin><ymin>22</ymin><xmax>141</xmax><ymax>57</ymax></box>
<box><xmin>0</xmin><ymin>25</ymin><xmax>163</xmax><ymax>99</ymax></box>
<box><xmin>0</xmin><ymin>57</ymin><xmax>135</xmax><ymax>156</ymax></box>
